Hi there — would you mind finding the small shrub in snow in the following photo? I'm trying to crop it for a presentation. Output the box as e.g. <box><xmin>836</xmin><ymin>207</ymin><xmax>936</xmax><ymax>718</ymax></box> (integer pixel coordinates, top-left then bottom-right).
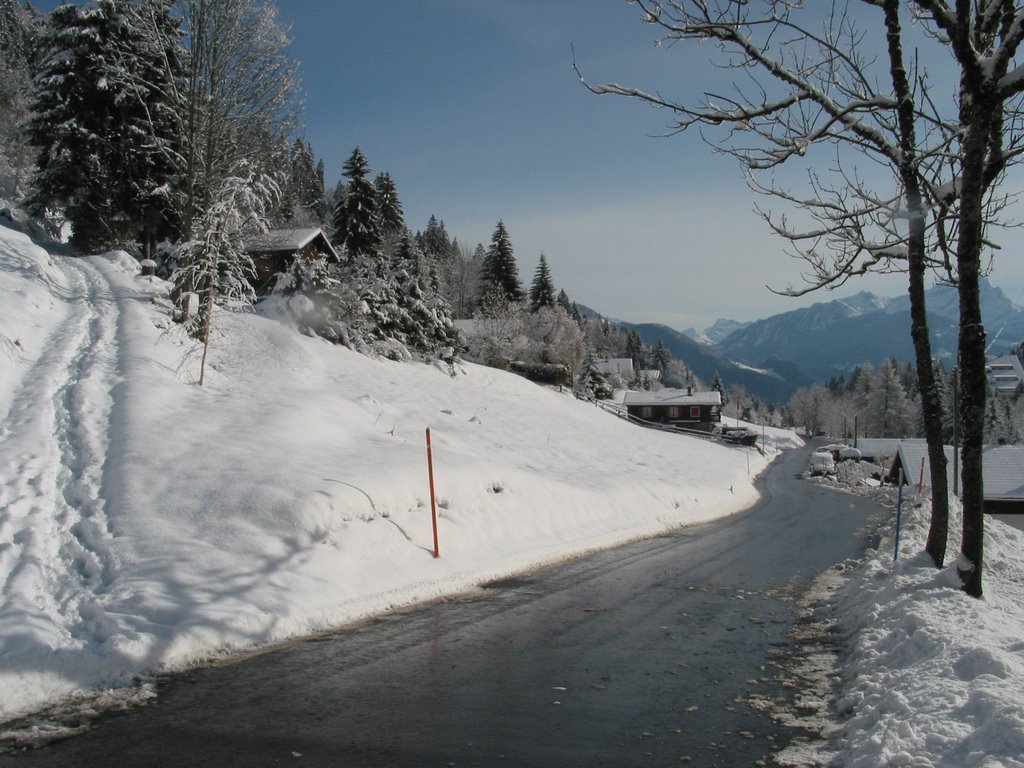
<box><xmin>510</xmin><ymin>361</ymin><xmax>569</xmax><ymax>386</ymax></box>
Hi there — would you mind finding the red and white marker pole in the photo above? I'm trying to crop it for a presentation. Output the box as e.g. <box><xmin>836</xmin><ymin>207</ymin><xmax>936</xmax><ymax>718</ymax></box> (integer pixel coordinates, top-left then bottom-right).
<box><xmin>425</xmin><ymin>428</ymin><xmax>440</xmax><ymax>558</ymax></box>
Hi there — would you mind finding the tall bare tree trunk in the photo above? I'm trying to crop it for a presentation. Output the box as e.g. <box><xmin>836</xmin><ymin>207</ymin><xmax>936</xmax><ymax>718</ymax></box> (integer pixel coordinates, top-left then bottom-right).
<box><xmin>883</xmin><ymin>0</ymin><xmax>949</xmax><ymax>566</ymax></box>
<box><xmin>954</xmin><ymin>81</ymin><xmax>995</xmax><ymax>598</ymax></box>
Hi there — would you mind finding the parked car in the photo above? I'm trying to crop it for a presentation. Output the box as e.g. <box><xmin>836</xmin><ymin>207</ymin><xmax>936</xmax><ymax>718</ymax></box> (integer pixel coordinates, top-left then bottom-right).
<box><xmin>818</xmin><ymin>443</ymin><xmax>862</xmax><ymax>462</ymax></box>
<box><xmin>809</xmin><ymin>450</ymin><xmax>836</xmax><ymax>476</ymax></box>
<box><xmin>714</xmin><ymin>425</ymin><xmax>759</xmax><ymax>446</ymax></box>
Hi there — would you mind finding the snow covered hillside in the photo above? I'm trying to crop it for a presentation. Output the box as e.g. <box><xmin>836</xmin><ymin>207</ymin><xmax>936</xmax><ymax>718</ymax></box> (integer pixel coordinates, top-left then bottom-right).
<box><xmin>6</xmin><ymin>221</ymin><xmax>1024</xmax><ymax>768</ymax></box>
<box><xmin>0</xmin><ymin>223</ymin><xmax>789</xmax><ymax>723</ymax></box>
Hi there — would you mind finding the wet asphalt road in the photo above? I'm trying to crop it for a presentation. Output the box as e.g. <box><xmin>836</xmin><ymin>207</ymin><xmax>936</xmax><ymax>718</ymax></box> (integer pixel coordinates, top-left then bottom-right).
<box><xmin>2</xmin><ymin>445</ymin><xmax>884</xmax><ymax>767</ymax></box>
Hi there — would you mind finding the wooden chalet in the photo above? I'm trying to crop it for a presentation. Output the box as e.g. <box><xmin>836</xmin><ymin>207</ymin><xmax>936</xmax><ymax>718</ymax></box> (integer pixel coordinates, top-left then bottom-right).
<box><xmin>244</xmin><ymin>228</ymin><xmax>338</xmax><ymax>294</ymax></box>
<box><xmin>622</xmin><ymin>387</ymin><xmax>722</xmax><ymax>433</ymax></box>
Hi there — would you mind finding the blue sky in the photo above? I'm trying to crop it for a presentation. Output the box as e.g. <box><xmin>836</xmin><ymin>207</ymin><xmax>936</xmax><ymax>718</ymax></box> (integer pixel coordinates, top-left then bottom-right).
<box><xmin>276</xmin><ymin>0</ymin><xmax>817</xmax><ymax>330</ymax></box>
<box><xmin>273</xmin><ymin>0</ymin><xmax>1024</xmax><ymax>330</ymax></box>
<box><xmin>34</xmin><ymin>0</ymin><xmax>1024</xmax><ymax>329</ymax></box>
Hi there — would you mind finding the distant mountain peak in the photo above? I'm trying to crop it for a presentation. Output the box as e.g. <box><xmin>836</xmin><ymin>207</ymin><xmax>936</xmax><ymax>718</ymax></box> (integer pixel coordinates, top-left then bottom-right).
<box><xmin>684</xmin><ymin>318</ymin><xmax>752</xmax><ymax>346</ymax></box>
<box><xmin>835</xmin><ymin>291</ymin><xmax>888</xmax><ymax>315</ymax></box>
<box><xmin>681</xmin><ymin>327</ymin><xmax>711</xmax><ymax>345</ymax></box>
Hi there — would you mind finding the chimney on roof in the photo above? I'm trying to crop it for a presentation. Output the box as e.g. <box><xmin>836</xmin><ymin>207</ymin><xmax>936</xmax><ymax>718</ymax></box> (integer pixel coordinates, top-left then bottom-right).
<box><xmin>687</xmin><ymin>385</ymin><xmax>693</xmax><ymax>396</ymax></box>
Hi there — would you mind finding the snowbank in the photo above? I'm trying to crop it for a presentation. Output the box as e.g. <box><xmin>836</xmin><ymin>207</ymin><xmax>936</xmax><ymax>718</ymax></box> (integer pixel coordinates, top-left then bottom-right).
<box><xmin>826</xmin><ymin>497</ymin><xmax>1024</xmax><ymax>767</ymax></box>
<box><xmin>773</xmin><ymin>475</ymin><xmax>1024</xmax><ymax>768</ymax></box>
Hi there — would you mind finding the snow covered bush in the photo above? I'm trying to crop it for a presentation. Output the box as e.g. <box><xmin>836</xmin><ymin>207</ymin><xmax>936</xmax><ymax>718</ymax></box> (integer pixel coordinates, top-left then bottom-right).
<box><xmin>467</xmin><ymin>286</ymin><xmax>528</xmax><ymax>368</ymax></box>
<box><xmin>171</xmin><ymin>162</ymin><xmax>277</xmax><ymax>384</ymax></box>
<box><xmin>576</xmin><ymin>354</ymin><xmax>614</xmax><ymax>400</ymax></box>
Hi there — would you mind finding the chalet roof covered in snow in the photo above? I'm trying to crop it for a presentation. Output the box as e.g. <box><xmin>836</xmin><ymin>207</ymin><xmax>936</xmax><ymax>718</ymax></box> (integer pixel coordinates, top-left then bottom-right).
<box><xmin>982</xmin><ymin>445</ymin><xmax>1024</xmax><ymax>500</ymax></box>
<box><xmin>622</xmin><ymin>388</ymin><xmax>721</xmax><ymax>407</ymax></box>
<box><xmin>244</xmin><ymin>227</ymin><xmax>337</xmax><ymax>259</ymax></box>
<box><xmin>890</xmin><ymin>441</ymin><xmax>1024</xmax><ymax>502</ymax></box>
<box><xmin>888</xmin><ymin>441</ymin><xmax>955</xmax><ymax>488</ymax></box>
<box><xmin>855</xmin><ymin>437</ymin><xmax>920</xmax><ymax>463</ymax></box>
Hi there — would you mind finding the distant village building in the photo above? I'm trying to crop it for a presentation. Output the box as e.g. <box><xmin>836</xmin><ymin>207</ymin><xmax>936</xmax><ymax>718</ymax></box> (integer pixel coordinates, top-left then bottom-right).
<box><xmin>637</xmin><ymin>369</ymin><xmax>663</xmax><ymax>386</ymax></box>
<box><xmin>986</xmin><ymin>354</ymin><xmax>1024</xmax><ymax>396</ymax></box>
<box><xmin>594</xmin><ymin>358</ymin><xmax>635</xmax><ymax>378</ymax></box>
<box><xmin>622</xmin><ymin>388</ymin><xmax>722</xmax><ymax>432</ymax></box>
<box><xmin>244</xmin><ymin>227</ymin><xmax>338</xmax><ymax>295</ymax></box>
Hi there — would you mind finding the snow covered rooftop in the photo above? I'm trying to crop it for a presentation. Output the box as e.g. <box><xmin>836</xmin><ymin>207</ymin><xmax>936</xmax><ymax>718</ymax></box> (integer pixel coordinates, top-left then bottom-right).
<box><xmin>622</xmin><ymin>388</ymin><xmax>721</xmax><ymax>407</ymax></box>
<box><xmin>890</xmin><ymin>442</ymin><xmax>956</xmax><ymax>489</ymax></box>
<box><xmin>981</xmin><ymin>445</ymin><xmax>1024</xmax><ymax>500</ymax></box>
<box><xmin>854</xmin><ymin>437</ymin><xmax>918</xmax><ymax>462</ymax></box>
<box><xmin>891</xmin><ymin>441</ymin><xmax>1024</xmax><ymax>501</ymax></box>
<box><xmin>244</xmin><ymin>227</ymin><xmax>336</xmax><ymax>258</ymax></box>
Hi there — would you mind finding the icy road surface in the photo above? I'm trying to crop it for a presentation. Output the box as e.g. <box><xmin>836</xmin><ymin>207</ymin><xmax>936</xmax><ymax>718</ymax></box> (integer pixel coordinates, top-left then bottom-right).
<box><xmin>1</xmin><ymin>446</ymin><xmax>884</xmax><ymax>767</ymax></box>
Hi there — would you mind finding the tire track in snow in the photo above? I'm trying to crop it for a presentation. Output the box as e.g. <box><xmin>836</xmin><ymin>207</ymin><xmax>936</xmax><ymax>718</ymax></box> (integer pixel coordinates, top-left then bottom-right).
<box><xmin>0</xmin><ymin>255</ymin><xmax>123</xmax><ymax>651</ymax></box>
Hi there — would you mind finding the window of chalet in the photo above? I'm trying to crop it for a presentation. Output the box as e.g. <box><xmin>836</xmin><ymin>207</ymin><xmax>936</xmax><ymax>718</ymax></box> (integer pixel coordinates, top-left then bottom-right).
<box><xmin>690</xmin><ymin>406</ymin><xmax>701</xmax><ymax>419</ymax></box>
<box><xmin>667</xmin><ymin>406</ymin><xmax>680</xmax><ymax>418</ymax></box>
<box><xmin>641</xmin><ymin>406</ymin><xmax>653</xmax><ymax>418</ymax></box>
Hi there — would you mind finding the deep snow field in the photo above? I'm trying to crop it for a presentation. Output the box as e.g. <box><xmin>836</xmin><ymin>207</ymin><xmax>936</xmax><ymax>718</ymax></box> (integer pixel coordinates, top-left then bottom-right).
<box><xmin>1</xmin><ymin>220</ymin><xmax>1023</xmax><ymax>766</ymax></box>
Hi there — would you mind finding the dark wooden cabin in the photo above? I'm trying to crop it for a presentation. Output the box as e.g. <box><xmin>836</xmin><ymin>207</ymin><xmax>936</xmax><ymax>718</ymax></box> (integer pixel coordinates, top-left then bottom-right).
<box><xmin>622</xmin><ymin>388</ymin><xmax>722</xmax><ymax>432</ymax></box>
<box><xmin>244</xmin><ymin>228</ymin><xmax>338</xmax><ymax>294</ymax></box>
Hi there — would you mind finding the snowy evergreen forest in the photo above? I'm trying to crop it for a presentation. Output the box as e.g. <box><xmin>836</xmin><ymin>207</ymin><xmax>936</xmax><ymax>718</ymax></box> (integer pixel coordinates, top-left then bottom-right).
<box><xmin>0</xmin><ymin>0</ymin><xmax>705</xmax><ymax>394</ymax></box>
<box><xmin>3</xmin><ymin>0</ymin><xmax>1024</xmax><ymax>442</ymax></box>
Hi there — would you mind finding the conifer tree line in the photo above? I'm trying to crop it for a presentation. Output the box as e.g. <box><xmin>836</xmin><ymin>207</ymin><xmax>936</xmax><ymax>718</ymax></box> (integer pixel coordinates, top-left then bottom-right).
<box><xmin>787</xmin><ymin>358</ymin><xmax>1024</xmax><ymax>445</ymax></box>
<box><xmin>4</xmin><ymin>0</ymin><xmax>307</xmax><ymax>252</ymax></box>
<box><xmin>0</xmin><ymin>0</ymin><xmax>41</xmax><ymax>199</ymax></box>
<box><xmin>0</xmin><ymin>0</ymin><xmax>691</xmax><ymax>376</ymax></box>
<box><xmin>0</xmin><ymin>0</ymin><xmax>878</xmax><ymax>398</ymax></box>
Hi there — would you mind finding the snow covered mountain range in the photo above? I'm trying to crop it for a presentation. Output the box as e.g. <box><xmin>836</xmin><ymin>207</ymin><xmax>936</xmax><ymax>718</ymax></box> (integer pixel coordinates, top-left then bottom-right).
<box><xmin>627</xmin><ymin>322</ymin><xmax>814</xmax><ymax>405</ymax></box>
<box><xmin>663</xmin><ymin>280</ymin><xmax>1024</xmax><ymax>396</ymax></box>
<box><xmin>681</xmin><ymin>318</ymin><xmax>752</xmax><ymax>346</ymax></box>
